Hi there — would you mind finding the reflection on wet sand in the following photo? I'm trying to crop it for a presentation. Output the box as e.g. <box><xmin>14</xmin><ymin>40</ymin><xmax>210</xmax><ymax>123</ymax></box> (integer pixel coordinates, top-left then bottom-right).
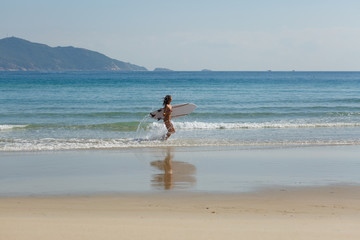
<box><xmin>150</xmin><ymin>148</ymin><xmax>196</xmax><ymax>190</ymax></box>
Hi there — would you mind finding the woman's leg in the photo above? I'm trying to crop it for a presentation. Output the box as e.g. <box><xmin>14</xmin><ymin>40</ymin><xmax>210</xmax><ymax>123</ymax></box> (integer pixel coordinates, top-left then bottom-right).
<box><xmin>164</xmin><ymin>121</ymin><xmax>175</xmax><ymax>140</ymax></box>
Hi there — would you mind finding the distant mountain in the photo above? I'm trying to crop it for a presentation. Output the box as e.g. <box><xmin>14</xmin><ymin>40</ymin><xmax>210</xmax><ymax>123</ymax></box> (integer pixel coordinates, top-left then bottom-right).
<box><xmin>0</xmin><ymin>37</ymin><xmax>147</xmax><ymax>71</ymax></box>
<box><xmin>153</xmin><ymin>67</ymin><xmax>173</xmax><ymax>72</ymax></box>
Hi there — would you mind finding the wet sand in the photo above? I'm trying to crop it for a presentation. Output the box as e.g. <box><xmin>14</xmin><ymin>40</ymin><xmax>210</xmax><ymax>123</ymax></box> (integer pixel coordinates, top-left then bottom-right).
<box><xmin>1</xmin><ymin>145</ymin><xmax>360</xmax><ymax>195</ymax></box>
<box><xmin>1</xmin><ymin>145</ymin><xmax>360</xmax><ymax>239</ymax></box>
<box><xmin>1</xmin><ymin>186</ymin><xmax>360</xmax><ymax>240</ymax></box>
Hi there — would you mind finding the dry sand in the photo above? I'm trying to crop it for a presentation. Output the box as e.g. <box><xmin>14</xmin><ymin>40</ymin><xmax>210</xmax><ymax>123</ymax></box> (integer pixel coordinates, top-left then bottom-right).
<box><xmin>1</xmin><ymin>185</ymin><xmax>360</xmax><ymax>240</ymax></box>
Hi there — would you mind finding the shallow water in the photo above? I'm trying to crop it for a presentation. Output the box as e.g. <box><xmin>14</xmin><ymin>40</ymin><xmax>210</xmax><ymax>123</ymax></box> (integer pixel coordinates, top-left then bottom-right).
<box><xmin>1</xmin><ymin>71</ymin><xmax>360</xmax><ymax>151</ymax></box>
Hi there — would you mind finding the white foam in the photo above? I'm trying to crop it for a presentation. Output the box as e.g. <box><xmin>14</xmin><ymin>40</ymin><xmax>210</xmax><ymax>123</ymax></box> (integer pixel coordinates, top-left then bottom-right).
<box><xmin>0</xmin><ymin>138</ymin><xmax>173</xmax><ymax>151</ymax></box>
<box><xmin>1</xmin><ymin>137</ymin><xmax>360</xmax><ymax>152</ymax></box>
<box><xmin>147</xmin><ymin>121</ymin><xmax>360</xmax><ymax>130</ymax></box>
<box><xmin>0</xmin><ymin>125</ymin><xmax>28</xmax><ymax>131</ymax></box>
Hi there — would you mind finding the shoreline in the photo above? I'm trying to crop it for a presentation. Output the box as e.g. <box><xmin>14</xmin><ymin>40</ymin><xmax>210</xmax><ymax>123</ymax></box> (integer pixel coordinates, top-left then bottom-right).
<box><xmin>2</xmin><ymin>139</ymin><xmax>360</xmax><ymax>152</ymax></box>
<box><xmin>1</xmin><ymin>141</ymin><xmax>360</xmax><ymax>155</ymax></box>
<box><xmin>1</xmin><ymin>145</ymin><xmax>360</xmax><ymax>239</ymax></box>
<box><xmin>1</xmin><ymin>185</ymin><xmax>360</xmax><ymax>240</ymax></box>
<box><xmin>1</xmin><ymin>144</ymin><xmax>360</xmax><ymax>196</ymax></box>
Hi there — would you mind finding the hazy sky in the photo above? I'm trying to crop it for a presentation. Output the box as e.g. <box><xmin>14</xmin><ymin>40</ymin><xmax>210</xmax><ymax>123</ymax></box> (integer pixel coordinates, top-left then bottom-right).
<box><xmin>1</xmin><ymin>0</ymin><xmax>360</xmax><ymax>71</ymax></box>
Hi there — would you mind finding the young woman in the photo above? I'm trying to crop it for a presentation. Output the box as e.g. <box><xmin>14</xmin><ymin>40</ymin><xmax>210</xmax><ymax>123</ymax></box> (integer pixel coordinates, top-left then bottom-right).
<box><xmin>163</xmin><ymin>95</ymin><xmax>175</xmax><ymax>140</ymax></box>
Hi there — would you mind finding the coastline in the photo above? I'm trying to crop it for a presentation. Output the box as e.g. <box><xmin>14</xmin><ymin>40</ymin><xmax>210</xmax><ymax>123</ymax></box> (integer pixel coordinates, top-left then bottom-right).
<box><xmin>1</xmin><ymin>185</ymin><xmax>360</xmax><ymax>240</ymax></box>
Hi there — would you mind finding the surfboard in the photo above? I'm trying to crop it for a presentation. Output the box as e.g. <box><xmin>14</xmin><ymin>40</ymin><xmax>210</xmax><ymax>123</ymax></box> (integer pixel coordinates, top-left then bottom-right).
<box><xmin>149</xmin><ymin>103</ymin><xmax>197</xmax><ymax>121</ymax></box>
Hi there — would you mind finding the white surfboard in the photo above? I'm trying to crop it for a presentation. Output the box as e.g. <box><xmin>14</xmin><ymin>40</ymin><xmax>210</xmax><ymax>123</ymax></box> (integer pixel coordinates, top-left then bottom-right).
<box><xmin>150</xmin><ymin>103</ymin><xmax>197</xmax><ymax>121</ymax></box>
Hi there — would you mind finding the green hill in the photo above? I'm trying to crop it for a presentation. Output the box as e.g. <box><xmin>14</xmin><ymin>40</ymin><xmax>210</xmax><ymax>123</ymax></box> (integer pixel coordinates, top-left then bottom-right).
<box><xmin>0</xmin><ymin>37</ymin><xmax>147</xmax><ymax>71</ymax></box>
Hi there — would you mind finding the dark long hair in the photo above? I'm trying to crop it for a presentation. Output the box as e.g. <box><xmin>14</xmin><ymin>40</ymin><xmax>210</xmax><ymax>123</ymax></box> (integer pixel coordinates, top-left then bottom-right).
<box><xmin>163</xmin><ymin>95</ymin><xmax>172</xmax><ymax>107</ymax></box>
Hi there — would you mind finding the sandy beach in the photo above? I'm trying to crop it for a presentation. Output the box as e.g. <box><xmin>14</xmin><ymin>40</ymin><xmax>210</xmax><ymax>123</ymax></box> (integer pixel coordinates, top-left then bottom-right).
<box><xmin>1</xmin><ymin>145</ymin><xmax>360</xmax><ymax>239</ymax></box>
<box><xmin>1</xmin><ymin>186</ymin><xmax>360</xmax><ymax>240</ymax></box>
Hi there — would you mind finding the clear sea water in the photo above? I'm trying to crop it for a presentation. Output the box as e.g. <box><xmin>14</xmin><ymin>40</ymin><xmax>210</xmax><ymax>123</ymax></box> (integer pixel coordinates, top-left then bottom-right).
<box><xmin>1</xmin><ymin>71</ymin><xmax>360</xmax><ymax>151</ymax></box>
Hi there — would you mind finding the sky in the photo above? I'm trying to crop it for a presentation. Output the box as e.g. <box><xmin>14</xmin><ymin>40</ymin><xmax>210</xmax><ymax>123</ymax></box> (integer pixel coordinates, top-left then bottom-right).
<box><xmin>1</xmin><ymin>0</ymin><xmax>360</xmax><ymax>71</ymax></box>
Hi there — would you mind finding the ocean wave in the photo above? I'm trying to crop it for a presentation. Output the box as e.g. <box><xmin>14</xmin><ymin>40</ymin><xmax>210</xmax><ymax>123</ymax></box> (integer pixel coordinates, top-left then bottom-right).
<box><xmin>1</xmin><ymin>111</ymin><xmax>149</xmax><ymax>119</ymax></box>
<box><xmin>1</xmin><ymin>137</ymin><xmax>360</xmax><ymax>151</ymax></box>
<box><xmin>2</xmin><ymin>121</ymin><xmax>360</xmax><ymax>133</ymax></box>
<box><xmin>0</xmin><ymin>125</ymin><xmax>28</xmax><ymax>131</ymax></box>
<box><xmin>333</xmin><ymin>98</ymin><xmax>360</xmax><ymax>103</ymax></box>
<box><xmin>13</xmin><ymin>122</ymin><xmax>143</xmax><ymax>132</ymax></box>
<box><xmin>3</xmin><ymin>109</ymin><xmax>360</xmax><ymax>121</ymax></box>
<box><xmin>156</xmin><ymin>121</ymin><xmax>360</xmax><ymax>130</ymax></box>
<box><xmin>57</xmin><ymin>120</ymin><xmax>360</xmax><ymax>131</ymax></box>
<box><xmin>191</xmin><ymin>110</ymin><xmax>360</xmax><ymax>118</ymax></box>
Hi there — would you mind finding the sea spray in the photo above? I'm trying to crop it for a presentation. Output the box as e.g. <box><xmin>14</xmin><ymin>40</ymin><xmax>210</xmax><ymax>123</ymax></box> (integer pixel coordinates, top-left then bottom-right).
<box><xmin>135</xmin><ymin>114</ymin><xmax>166</xmax><ymax>141</ymax></box>
<box><xmin>136</xmin><ymin>115</ymin><xmax>150</xmax><ymax>133</ymax></box>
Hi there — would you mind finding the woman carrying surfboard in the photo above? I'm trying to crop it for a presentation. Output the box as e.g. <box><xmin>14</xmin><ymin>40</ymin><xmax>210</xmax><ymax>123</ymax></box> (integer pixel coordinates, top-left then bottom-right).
<box><xmin>163</xmin><ymin>95</ymin><xmax>175</xmax><ymax>140</ymax></box>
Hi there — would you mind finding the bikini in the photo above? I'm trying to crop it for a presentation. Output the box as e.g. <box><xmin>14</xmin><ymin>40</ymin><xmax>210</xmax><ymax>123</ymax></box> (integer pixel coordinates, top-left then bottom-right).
<box><xmin>164</xmin><ymin>107</ymin><xmax>172</xmax><ymax>122</ymax></box>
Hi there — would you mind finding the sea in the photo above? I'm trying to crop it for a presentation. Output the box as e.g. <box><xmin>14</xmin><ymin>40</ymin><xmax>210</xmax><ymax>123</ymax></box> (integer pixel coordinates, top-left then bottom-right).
<box><xmin>1</xmin><ymin>71</ymin><xmax>360</xmax><ymax>152</ymax></box>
